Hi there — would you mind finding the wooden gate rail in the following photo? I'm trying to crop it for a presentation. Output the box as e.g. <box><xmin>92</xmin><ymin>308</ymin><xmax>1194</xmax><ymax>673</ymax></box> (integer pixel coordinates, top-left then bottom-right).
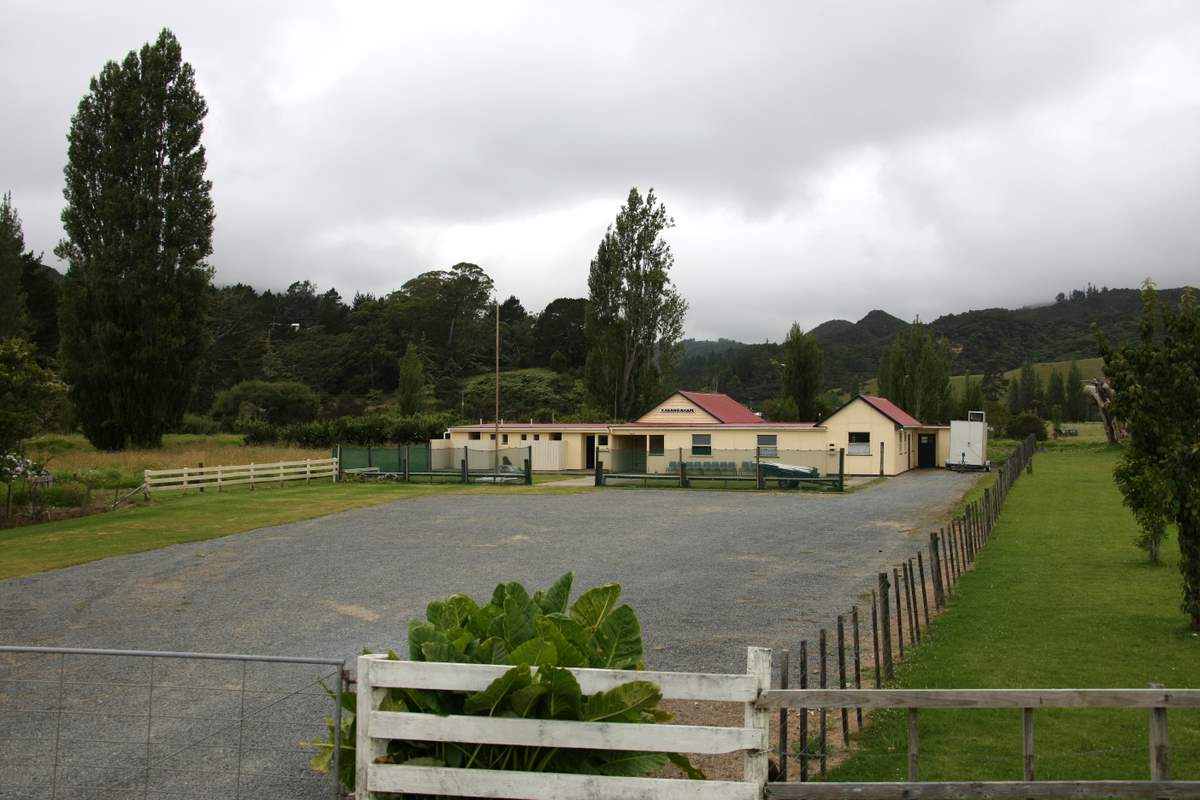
<box><xmin>144</xmin><ymin>457</ymin><xmax>338</xmax><ymax>494</ymax></box>
<box><xmin>356</xmin><ymin>647</ymin><xmax>773</xmax><ymax>799</ymax></box>
<box><xmin>760</xmin><ymin>688</ymin><xmax>1199</xmax><ymax>799</ymax></box>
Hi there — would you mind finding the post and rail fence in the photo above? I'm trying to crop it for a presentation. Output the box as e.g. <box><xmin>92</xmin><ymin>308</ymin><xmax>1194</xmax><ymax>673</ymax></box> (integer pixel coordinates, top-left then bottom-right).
<box><xmin>143</xmin><ymin>457</ymin><xmax>338</xmax><ymax>496</ymax></box>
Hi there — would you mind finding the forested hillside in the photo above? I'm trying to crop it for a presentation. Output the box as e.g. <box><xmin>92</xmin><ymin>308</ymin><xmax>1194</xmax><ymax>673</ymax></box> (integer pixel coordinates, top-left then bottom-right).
<box><xmin>677</xmin><ymin>286</ymin><xmax>1193</xmax><ymax>403</ymax></box>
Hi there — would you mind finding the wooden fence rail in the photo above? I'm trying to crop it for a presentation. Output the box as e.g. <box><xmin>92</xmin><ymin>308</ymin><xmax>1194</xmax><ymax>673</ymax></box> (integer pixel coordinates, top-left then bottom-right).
<box><xmin>763</xmin><ymin>687</ymin><xmax>1200</xmax><ymax>798</ymax></box>
<box><xmin>143</xmin><ymin>457</ymin><xmax>338</xmax><ymax>495</ymax></box>
<box><xmin>356</xmin><ymin>648</ymin><xmax>773</xmax><ymax>800</ymax></box>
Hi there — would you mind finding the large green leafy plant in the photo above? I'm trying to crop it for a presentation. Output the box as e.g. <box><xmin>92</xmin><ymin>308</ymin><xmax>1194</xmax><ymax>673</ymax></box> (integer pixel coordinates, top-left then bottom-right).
<box><xmin>312</xmin><ymin>573</ymin><xmax>702</xmax><ymax>791</ymax></box>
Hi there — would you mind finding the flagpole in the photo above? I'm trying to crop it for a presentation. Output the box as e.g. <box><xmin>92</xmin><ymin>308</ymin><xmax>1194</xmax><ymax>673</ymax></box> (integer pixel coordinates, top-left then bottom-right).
<box><xmin>495</xmin><ymin>299</ymin><xmax>500</xmax><ymax>481</ymax></box>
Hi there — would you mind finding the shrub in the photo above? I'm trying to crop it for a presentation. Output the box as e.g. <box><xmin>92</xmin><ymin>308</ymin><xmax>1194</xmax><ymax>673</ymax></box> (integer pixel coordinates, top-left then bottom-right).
<box><xmin>176</xmin><ymin>413</ymin><xmax>221</xmax><ymax>436</ymax></box>
<box><xmin>234</xmin><ymin>413</ymin><xmax>454</xmax><ymax>448</ymax></box>
<box><xmin>310</xmin><ymin>574</ymin><xmax>702</xmax><ymax>792</ymax></box>
<box><xmin>211</xmin><ymin>380</ymin><xmax>321</xmax><ymax>429</ymax></box>
<box><xmin>234</xmin><ymin>419</ymin><xmax>278</xmax><ymax>446</ymax></box>
<box><xmin>1006</xmin><ymin>412</ymin><xmax>1047</xmax><ymax>442</ymax></box>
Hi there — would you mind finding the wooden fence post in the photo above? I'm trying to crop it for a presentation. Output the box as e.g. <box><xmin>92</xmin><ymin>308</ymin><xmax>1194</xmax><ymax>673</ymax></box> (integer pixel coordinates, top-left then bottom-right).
<box><xmin>879</xmin><ymin>442</ymin><xmax>885</xmax><ymax>477</ymax></box>
<box><xmin>878</xmin><ymin>574</ymin><xmax>893</xmax><ymax>681</ymax></box>
<box><xmin>249</xmin><ymin>462</ymin><xmax>255</xmax><ymax>492</ymax></box>
<box><xmin>870</xmin><ymin>591</ymin><xmax>881</xmax><ymax>689</ymax></box>
<box><xmin>904</xmin><ymin>559</ymin><xmax>919</xmax><ymax>644</ymax></box>
<box><xmin>929</xmin><ymin>534</ymin><xmax>944</xmax><ymax>608</ymax></box>
<box><xmin>893</xmin><ymin>567</ymin><xmax>905</xmax><ymax>658</ymax></box>
<box><xmin>908</xmin><ymin>708</ymin><xmax>920</xmax><ymax>782</ymax></box>
<box><xmin>744</xmin><ymin>646</ymin><xmax>772</xmax><ymax>790</ymax></box>
<box><xmin>799</xmin><ymin>641</ymin><xmax>808</xmax><ymax>782</ymax></box>
<box><xmin>851</xmin><ymin>605</ymin><xmax>863</xmax><ymax>729</ymax></box>
<box><xmin>818</xmin><ymin>630</ymin><xmax>827</xmax><ymax>776</ymax></box>
<box><xmin>778</xmin><ymin>648</ymin><xmax>789</xmax><ymax>782</ymax></box>
<box><xmin>837</xmin><ymin>616</ymin><xmax>849</xmax><ymax>746</ymax></box>
<box><xmin>917</xmin><ymin>552</ymin><xmax>930</xmax><ymax>628</ymax></box>
<box><xmin>355</xmin><ymin>655</ymin><xmax>385</xmax><ymax>800</ymax></box>
<box><xmin>1150</xmin><ymin>682</ymin><xmax>1170</xmax><ymax>781</ymax></box>
<box><xmin>1023</xmin><ymin>707</ymin><xmax>1035</xmax><ymax>781</ymax></box>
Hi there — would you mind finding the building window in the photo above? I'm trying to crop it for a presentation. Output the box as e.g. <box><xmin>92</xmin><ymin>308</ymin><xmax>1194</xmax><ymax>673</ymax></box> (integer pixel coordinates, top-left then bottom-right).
<box><xmin>489</xmin><ymin>434</ymin><xmax>496</xmax><ymax>441</ymax></box>
<box><xmin>533</xmin><ymin>434</ymin><xmax>540</xmax><ymax>441</ymax></box>
<box><xmin>848</xmin><ymin>432</ymin><xmax>870</xmax><ymax>456</ymax></box>
<box><xmin>551</xmin><ymin>432</ymin><xmax>562</xmax><ymax>441</ymax></box>
<box><xmin>756</xmin><ymin>434</ymin><xmax>778</xmax><ymax>458</ymax></box>
<box><xmin>599</xmin><ymin>435</ymin><xmax>609</xmax><ymax>446</ymax></box>
<box><xmin>502</xmin><ymin>434</ymin><xmax>509</xmax><ymax>444</ymax></box>
<box><xmin>521</xmin><ymin>434</ymin><xmax>527</xmax><ymax>441</ymax></box>
<box><xmin>691</xmin><ymin>433</ymin><xmax>712</xmax><ymax>456</ymax></box>
<box><xmin>469</xmin><ymin>432</ymin><xmax>481</xmax><ymax>440</ymax></box>
<box><xmin>648</xmin><ymin>435</ymin><xmax>664</xmax><ymax>456</ymax></box>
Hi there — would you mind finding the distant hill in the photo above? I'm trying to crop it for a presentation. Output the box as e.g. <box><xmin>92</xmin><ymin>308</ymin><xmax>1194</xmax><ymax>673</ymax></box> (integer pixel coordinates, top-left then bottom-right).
<box><xmin>677</xmin><ymin>286</ymin><xmax>1193</xmax><ymax>404</ymax></box>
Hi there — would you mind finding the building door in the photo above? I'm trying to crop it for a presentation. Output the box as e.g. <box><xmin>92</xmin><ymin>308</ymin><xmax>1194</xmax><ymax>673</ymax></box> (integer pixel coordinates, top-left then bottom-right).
<box><xmin>918</xmin><ymin>434</ymin><xmax>937</xmax><ymax>468</ymax></box>
<box><xmin>585</xmin><ymin>435</ymin><xmax>595</xmax><ymax>469</ymax></box>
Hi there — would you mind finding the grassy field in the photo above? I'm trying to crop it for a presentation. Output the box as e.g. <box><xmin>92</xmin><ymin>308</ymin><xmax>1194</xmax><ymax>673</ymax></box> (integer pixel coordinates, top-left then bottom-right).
<box><xmin>862</xmin><ymin>358</ymin><xmax>1105</xmax><ymax>397</ymax></box>
<box><xmin>827</xmin><ymin>442</ymin><xmax>1200</xmax><ymax>782</ymax></box>
<box><xmin>0</xmin><ymin>479</ymin><xmax>590</xmax><ymax>581</ymax></box>
<box><xmin>25</xmin><ymin>433</ymin><xmax>327</xmax><ymax>488</ymax></box>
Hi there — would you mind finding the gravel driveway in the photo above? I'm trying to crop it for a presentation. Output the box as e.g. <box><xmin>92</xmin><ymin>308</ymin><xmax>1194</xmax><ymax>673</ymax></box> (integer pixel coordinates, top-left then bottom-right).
<box><xmin>0</xmin><ymin>472</ymin><xmax>976</xmax><ymax>797</ymax></box>
<box><xmin>1</xmin><ymin>471</ymin><xmax>974</xmax><ymax>674</ymax></box>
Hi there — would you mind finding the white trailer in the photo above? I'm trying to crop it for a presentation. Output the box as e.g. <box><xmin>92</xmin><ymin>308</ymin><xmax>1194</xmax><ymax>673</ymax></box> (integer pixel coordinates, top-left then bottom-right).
<box><xmin>947</xmin><ymin>410</ymin><xmax>990</xmax><ymax>471</ymax></box>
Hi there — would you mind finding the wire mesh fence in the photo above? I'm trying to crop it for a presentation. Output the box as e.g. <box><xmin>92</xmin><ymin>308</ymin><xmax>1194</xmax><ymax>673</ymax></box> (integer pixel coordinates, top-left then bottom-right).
<box><xmin>0</xmin><ymin>646</ymin><xmax>345</xmax><ymax>800</ymax></box>
<box><xmin>599</xmin><ymin>446</ymin><xmax>845</xmax><ymax>489</ymax></box>
<box><xmin>335</xmin><ymin>444</ymin><xmax>432</xmax><ymax>473</ymax></box>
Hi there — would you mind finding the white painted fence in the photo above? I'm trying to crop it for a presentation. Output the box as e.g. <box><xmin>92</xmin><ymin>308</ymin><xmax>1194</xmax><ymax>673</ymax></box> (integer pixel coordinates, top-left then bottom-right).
<box><xmin>356</xmin><ymin>647</ymin><xmax>772</xmax><ymax>799</ymax></box>
<box><xmin>143</xmin><ymin>458</ymin><xmax>338</xmax><ymax>494</ymax></box>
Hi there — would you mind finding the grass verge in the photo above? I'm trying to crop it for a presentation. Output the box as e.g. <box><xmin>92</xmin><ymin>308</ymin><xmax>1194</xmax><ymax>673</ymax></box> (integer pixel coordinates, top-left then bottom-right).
<box><xmin>0</xmin><ymin>479</ymin><xmax>592</xmax><ymax>581</ymax></box>
<box><xmin>827</xmin><ymin>442</ymin><xmax>1200</xmax><ymax>782</ymax></box>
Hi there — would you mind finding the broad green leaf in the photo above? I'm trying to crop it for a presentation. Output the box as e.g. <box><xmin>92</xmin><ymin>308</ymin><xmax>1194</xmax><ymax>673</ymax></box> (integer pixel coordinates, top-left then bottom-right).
<box><xmin>464</xmin><ymin>665</ymin><xmax>531</xmax><ymax>716</ymax></box>
<box><xmin>401</xmin><ymin>756</ymin><xmax>446</xmax><ymax>767</ymax></box>
<box><xmin>501</xmin><ymin>585</ymin><xmax>537</xmax><ymax>647</ymax></box>
<box><xmin>583</xmin><ymin>680</ymin><xmax>661</xmax><ymax>723</ymax></box>
<box><xmin>591</xmin><ymin>604</ymin><xmax>643</xmax><ymax>669</ymax></box>
<box><xmin>379</xmin><ymin>692</ymin><xmax>407</xmax><ymax>712</ymax></box>
<box><xmin>591</xmin><ymin>750</ymin><xmax>669</xmax><ymax>776</ymax></box>
<box><xmin>509</xmin><ymin>684</ymin><xmax>548</xmax><ymax>717</ymax></box>
<box><xmin>471</xmin><ymin>604</ymin><xmax>504</xmax><ymax>639</ymax></box>
<box><xmin>667</xmin><ymin>752</ymin><xmax>707</xmax><ymax>780</ymax></box>
<box><xmin>537</xmin><ymin>665</ymin><xmax>583</xmax><ymax>719</ymax></box>
<box><xmin>407</xmin><ymin>621</ymin><xmax>440</xmax><ymax>662</ymax></box>
<box><xmin>537</xmin><ymin>572</ymin><xmax>573</xmax><ymax>614</ymax></box>
<box><xmin>420</xmin><ymin>640</ymin><xmax>473</xmax><ymax>664</ymax></box>
<box><xmin>534</xmin><ymin>617</ymin><xmax>587</xmax><ymax>667</ymax></box>
<box><xmin>505</xmin><ymin>638</ymin><xmax>558</xmax><ymax>667</ymax></box>
<box><xmin>570</xmin><ymin>583</ymin><xmax>621</xmax><ymax>632</ymax></box>
<box><xmin>473</xmin><ymin>636</ymin><xmax>509</xmax><ymax>664</ymax></box>
<box><xmin>545</xmin><ymin>613</ymin><xmax>591</xmax><ymax>652</ymax></box>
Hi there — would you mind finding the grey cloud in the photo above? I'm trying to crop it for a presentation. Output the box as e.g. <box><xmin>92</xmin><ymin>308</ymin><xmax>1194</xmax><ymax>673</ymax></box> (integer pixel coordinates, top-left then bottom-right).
<box><xmin>4</xmin><ymin>1</ymin><xmax>1200</xmax><ymax>340</ymax></box>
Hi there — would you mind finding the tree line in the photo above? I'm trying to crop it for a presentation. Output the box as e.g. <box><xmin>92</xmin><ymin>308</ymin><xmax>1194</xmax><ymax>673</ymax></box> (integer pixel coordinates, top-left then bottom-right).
<box><xmin>0</xmin><ymin>30</ymin><xmax>690</xmax><ymax>453</ymax></box>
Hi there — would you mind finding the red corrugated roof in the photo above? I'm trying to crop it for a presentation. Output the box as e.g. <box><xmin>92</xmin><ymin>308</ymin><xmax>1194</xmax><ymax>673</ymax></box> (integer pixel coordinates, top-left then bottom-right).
<box><xmin>676</xmin><ymin>391</ymin><xmax>766</xmax><ymax>424</ymax></box>
<box><xmin>613</xmin><ymin>422</ymin><xmax>818</xmax><ymax>429</ymax></box>
<box><xmin>860</xmin><ymin>395</ymin><xmax>924</xmax><ymax>427</ymax></box>
<box><xmin>449</xmin><ymin>423</ymin><xmax>609</xmax><ymax>431</ymax></box>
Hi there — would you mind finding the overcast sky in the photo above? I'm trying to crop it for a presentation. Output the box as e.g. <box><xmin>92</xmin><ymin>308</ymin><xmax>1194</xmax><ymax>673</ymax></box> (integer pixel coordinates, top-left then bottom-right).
<box><xmin>4</xmin><ymin>1</ymin><xmax>1200</xmax><ymax>340</ymax></box>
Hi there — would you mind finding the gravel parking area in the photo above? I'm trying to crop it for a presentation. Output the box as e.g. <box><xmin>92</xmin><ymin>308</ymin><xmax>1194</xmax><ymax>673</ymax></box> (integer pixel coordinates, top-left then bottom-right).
<box><xmin>0</xmin><ymin>471</ymin><xmax>975</xmax><ymax>674</ymax></box>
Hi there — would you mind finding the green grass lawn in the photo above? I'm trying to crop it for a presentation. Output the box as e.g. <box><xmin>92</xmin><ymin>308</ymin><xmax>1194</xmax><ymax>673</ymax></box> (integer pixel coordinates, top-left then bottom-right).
<box><xmin>828</xmin><ymin>442</ymin><xmax>1200</xmax><ymax>782</ymax></box>
<box><xmin>0</xmin><ymin>479</ymin><xmax>591</xmax><ymax>581</ymax></box>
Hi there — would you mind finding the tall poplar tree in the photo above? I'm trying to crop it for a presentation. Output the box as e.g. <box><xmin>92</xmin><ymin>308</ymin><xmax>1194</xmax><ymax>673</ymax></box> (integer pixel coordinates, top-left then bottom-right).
<box><xmin>584</xmin><ymin>188</ymin><xmax>687</xmax><ymax>419</ymax></box>
<box><xmin>56</xmin><ymin>29</ymin><xmax>214</xmax><ymax>449</ymax></box>
<box><xmin>877</xmin><ymin>321</ymin><xmax>953</xmax><ymax>423</ymax></box>
<box><xmin>780</xmin><ymin>323</ymin><xmax>824</xmax><ymax>421</ymax></box>
<box><xmin>0</xmin><ymin>193</ymin><xmax>30</xmax><ymax>339</ymax></box>
<box><xmin>396</xmin><ymin>342</ymin><xmax>426</xmax><ymax>415</ymax></box>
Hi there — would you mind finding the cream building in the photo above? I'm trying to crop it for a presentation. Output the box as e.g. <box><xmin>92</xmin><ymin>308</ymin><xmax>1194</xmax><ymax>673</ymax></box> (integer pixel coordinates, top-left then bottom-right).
<box><xmin>442</xmin><ymin>390</ymin><xmax>950</xmax><ymax>476</ymax></box>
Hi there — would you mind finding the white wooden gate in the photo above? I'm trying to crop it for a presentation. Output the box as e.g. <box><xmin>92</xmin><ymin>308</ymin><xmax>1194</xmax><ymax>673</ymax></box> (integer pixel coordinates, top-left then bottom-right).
<box><xmin>355</xmin><ymin>647</ymin><xmax>772</xmax><ymax>799</ymax></box>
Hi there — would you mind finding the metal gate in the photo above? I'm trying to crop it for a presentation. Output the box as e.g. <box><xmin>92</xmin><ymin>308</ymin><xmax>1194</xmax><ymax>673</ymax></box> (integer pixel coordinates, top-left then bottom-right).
<box><xmin>0</xmin><ymin>646</ymin><xmax>346</xmax><ymax>799</ymax></box>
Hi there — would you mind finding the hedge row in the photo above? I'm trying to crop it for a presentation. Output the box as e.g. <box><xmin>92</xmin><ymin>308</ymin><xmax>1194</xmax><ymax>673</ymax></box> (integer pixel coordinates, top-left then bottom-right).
<box><xmin>236</xmin><ymin>413</ymin><xmax>455</xmax><ymax>448</ymax></box>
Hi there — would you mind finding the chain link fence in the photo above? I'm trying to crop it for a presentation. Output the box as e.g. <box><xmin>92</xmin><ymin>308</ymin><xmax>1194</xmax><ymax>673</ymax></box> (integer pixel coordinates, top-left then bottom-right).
<box><xmin>0</xmin><ymin>646</ymin><xmax>345</xmax><ymax>800</ymax></box>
